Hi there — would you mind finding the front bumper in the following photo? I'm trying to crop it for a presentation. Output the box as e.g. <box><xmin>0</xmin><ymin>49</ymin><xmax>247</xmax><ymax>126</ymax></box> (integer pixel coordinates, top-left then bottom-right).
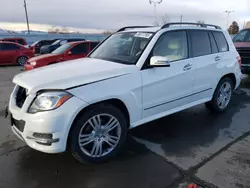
<box><xmin>8</xmin><ymin>90</ymin><xmax>88</xmax><ymax>153</ymax></box>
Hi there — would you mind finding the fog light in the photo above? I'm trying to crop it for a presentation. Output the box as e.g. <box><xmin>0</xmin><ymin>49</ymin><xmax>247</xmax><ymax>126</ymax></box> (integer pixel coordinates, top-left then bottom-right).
<box><xmin>33</xmin><ymin>133</ymin><xmax>52</xmax><ymax>139</ymax></box>
<box><xmin>26</xmin><ymin>133</ymin><xmax>59</xmax><ymax>146</ymax></box>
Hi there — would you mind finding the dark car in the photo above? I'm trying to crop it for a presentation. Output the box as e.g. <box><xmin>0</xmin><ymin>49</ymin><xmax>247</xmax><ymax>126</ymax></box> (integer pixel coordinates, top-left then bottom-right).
<box><xmin>233</xmin><ymin>28</ymin><xmax>250</xmax><ymax>74</ymax></box>
<box><xmin>25</xmin><ymin>41</ymin><xmax>99</xmax><ymax>70</ymax></box>
<box><xmin>0</xmin><ymin>41</ymin><xmax>34</xmax><ymax>65</ymax></box>
<box><xmin>40</xmin><ymin>38</ymin><xmax>85</xmax><ymax>54</ymax></box>
<box><xmin>30</xmin><ymin>39</ymin><xmax>59</xmax><ymax>54</ymax></box>
<box><xmin>0</xmin><ymin>38</ymin><xmax>27</xmax><ymax>46</ymax></box>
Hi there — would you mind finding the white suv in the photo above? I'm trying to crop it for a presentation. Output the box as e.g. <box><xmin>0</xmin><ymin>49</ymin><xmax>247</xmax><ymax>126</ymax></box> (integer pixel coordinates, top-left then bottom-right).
<box><xmin>7</xmin><ymin>23</ymin><xmax>242</xmax><ymax>163</ymax></box>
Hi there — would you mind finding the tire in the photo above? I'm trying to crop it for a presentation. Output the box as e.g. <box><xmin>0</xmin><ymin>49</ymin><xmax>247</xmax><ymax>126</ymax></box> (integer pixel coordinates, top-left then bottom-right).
<box><xmin>205</xmin><ymin>77</ymin><xmax>233</xmax><ymax>113</ymax></box>
<box><xmin>69</xmin><ymin>103</ymin><xmax>128</xmax><ymax>163</ymax></box>
<box><xmin>17</xmin><ymin>56</ymin><xmax>28</xmax><ymax>66</ymax></box>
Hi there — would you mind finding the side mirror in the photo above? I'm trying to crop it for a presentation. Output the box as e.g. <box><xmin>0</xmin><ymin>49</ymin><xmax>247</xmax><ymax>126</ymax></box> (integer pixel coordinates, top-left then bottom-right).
<box><xmin>149</xmin><ymin>56</ymin><xmax>170</xmax><ymax>67</ymax></box>
<box><xmin>68</xmin><ymin>51</ymin><xmax>72</xmax><ymax>55</ymax></box>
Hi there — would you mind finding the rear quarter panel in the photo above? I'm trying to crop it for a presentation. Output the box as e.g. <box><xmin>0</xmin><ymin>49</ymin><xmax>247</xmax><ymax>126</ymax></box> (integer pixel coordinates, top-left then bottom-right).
<box><xmin>214</xmin><ymin>31</ymin><xmax>241</xmax><ymax>90</ymax></box>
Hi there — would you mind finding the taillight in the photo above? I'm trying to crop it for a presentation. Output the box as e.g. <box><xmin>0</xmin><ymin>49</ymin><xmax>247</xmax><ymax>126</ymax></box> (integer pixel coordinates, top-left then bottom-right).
<box><xmin>237</xmin><ymin>56</ymin><xmax>241</xmax><ymax>67</ymax></box>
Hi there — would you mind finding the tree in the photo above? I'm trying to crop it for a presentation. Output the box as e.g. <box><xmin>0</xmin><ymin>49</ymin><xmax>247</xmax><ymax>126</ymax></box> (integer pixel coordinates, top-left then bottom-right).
<box><xmin>60</xmin><ymin>27</ymin><xmax>69</xmax><ymax>34</ymax></box>
<box><xmin>153</xmin><ymin>14</ymin><xmax>171</xmax><ymax>26</ymax></box>
<box><xmin>228</xmin><ymin>21</ymin><xmax>239</xmax><ymax>34</ymax></box>
<box><xmin>48</xmin><ymin>25</ymin><xmax>60</xmax><ymax>33</ymax></box>
<box><xmin>102</xmin><ymin>31</ymin><xmax>113</xmax><ymax>35</ymax></box>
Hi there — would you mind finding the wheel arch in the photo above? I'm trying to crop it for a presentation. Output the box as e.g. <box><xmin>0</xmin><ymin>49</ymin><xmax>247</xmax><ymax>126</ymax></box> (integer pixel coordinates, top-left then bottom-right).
<box><xmin>16</xmin><ymin>55</ymin><xmax>28</xmax><ymax>63</ymax></box>
<box><xmin>219</xmin><ymin>73</ymin><xmax>236</xmax><ymax>89</ymax></box>
<box><xmin>66</xmin><ymin>98</ymin><xmax>130</xmax><ymax>150</ymax></box>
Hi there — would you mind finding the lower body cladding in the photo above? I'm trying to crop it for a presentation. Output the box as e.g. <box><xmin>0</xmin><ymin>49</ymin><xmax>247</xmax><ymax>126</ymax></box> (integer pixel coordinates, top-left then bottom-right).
<box><xmin>8</xmin><ymin>96</ymin><xmax>88</xmax><ymax>154</ymax></box>
<box><xmin>241</xmin><ymin>64</ymin><xmax>250</xmax><ymax>75</ymax></box>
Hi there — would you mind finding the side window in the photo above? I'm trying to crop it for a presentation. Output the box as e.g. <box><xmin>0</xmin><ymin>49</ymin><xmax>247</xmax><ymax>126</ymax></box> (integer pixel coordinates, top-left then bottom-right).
<box><xmin>152</xmin><ymin>31</ymin><xmax>188</xmax><ymax>62</ymax></box>
<box><xmin>213</xmin><ymin>32</ymin><xmax>229</xmax><ymax>52</ymax></box>
<box><xmin>2</xmin><ymin>43</ymin><xmax>20</xmax><ymax>51</ymax></box>
<box><xmin>5</xmin><ymin>39</ymin><xmax>16</xmax><ymax>43</ymax></box>
<box><xmin>18</xmin><ymin>39</ymin><xmax>25</xmax><ymax>45</ymax></box>
<box><xmin>70</xmin><ymin>43</ymin><xmax>88</xmax><ymax>54</ymax></box>
<box><xmin>208</xmin><ymin>32</ymin><xmax>219</xmax><ymax>53</ymax></box>
<box><xmin>190</xmin><ymin>31</ymin><xmax>211</xmax><ymax>57</ymax></box>
<box><xmin>90</xmin><ymin>42</ymin><xmax>99</xmax><ymax>50</ymax></box>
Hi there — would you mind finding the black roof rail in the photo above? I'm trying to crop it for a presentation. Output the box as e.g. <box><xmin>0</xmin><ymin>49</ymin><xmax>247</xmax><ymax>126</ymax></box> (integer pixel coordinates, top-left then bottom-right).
<box><xmin>117</xmin><ymin>26</ymin><xmax>153</xmax><ymax>32</ymax></box>
<box><xmin>161</xmin><ymin>22</ymin><xmax>222</xmax><ymax>29</ymax></box>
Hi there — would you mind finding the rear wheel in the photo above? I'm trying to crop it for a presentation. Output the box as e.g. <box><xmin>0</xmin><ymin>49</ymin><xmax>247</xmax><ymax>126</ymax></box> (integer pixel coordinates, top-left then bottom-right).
<box><xmin>69</xmin><ymin>104</ymin><xmax>128</xmax><ymax>163</ymax></box>
<box><xmin>17</xmin><ymin>56</ymin><xmax>28</xmax><ymax>66</ymax></box>
<box><xmin>205</xmin><ymin>77</ymin><xmax>233</xmax><ymax>113</ymax></box>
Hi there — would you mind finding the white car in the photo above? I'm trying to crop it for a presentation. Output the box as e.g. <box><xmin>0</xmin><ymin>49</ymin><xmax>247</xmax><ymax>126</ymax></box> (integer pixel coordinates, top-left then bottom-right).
<box><xmin>8</xmin><ymin>23</ymin><xmax>242</xmax><ymax>163</ymax></box>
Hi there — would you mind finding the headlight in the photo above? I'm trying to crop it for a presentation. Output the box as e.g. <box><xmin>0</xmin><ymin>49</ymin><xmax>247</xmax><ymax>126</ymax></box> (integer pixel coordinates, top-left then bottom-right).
<box><xmin>30</xmin><ymin>61</ymin><xmax>36</xmax><ymax>66</ymax></box>
<box><xmin>28</xmin><ymin>91</ymin><xmax>73</xmax><ymax>113</ymax></box>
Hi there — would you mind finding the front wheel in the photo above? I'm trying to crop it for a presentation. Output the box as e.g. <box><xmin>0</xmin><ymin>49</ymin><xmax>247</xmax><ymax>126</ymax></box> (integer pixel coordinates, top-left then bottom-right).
<box><xmin>205</xmin><ymin>77</ymin><xmax>233</xmax><ymax>113</ymax></box>
<box><xmin>17</xmin><ymin>56</ymin><xmax>28</xmax><ymax>66</ymax></box>
<box><xmin>69</xmin><ymin>104</ymin><xmax>128</xmax><ymax>163</ymax></box>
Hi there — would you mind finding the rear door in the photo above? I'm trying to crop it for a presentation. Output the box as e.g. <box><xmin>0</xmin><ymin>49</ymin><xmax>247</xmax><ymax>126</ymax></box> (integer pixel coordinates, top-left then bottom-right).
<box><xmin>65</xmin><ymin>43</ymin><xmax>89</xmax><ymax>61</ymax></box>
<box><xmin>190</xmin><ymin>30</ymin><xmax>221</xmax><ymax>102</ymax></box>
<box><xmin>1</xmin><ymin>43</ymin><xmax>21</xmax><ymax>64</ymax></box>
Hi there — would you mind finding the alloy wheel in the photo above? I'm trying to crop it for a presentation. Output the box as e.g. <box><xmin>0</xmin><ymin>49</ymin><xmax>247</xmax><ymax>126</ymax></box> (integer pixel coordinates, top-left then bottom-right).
<box><xmin>78</xmin><ymin>114</ymin><xmax>122</xmax><ymax>158</ymax></box>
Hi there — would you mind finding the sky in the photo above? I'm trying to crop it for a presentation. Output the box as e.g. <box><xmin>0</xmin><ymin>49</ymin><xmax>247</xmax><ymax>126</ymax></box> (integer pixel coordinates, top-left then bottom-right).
<box><xmin>0</xmin><ymin>0</ymin><xmax>250</xmax><ymax>33</ymax></box>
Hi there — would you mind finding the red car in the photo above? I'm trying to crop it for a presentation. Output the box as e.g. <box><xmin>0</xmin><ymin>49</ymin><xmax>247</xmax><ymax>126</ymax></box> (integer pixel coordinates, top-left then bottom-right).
<box><xmin>0</xmin><ymin>41</ymin><xmax>34</xmax><ymax>65</ymax></box>
<box><xmin>0</xmin><ymin>38</ymin><xmax>27</xmax><ymax>46</ymax></box>
<box><xmin>25</xmin><ymin>41</ymin><xmax>99</xmax><ymax>70</ymax></box>
<box><xmin>233</xmin><ymin>28</ymin><xmax>250</xmax><ymax>74</ymax></box>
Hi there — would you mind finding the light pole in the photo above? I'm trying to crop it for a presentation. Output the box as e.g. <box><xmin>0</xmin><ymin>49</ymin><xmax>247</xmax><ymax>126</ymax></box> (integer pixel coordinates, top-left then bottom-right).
<box><xmin>224</xmin><ymin>10</ymin><xmax>234</xmax><ymax>29</ymax></box>
<box><xmin>149</xmin><ymin>0</ymin><xmax>163</xmax><ymax>24</ymax></box>
<box><xmin>24</xmin><ymin>0</ymin><xmax>30</xmax><ymax>34</ymax></box>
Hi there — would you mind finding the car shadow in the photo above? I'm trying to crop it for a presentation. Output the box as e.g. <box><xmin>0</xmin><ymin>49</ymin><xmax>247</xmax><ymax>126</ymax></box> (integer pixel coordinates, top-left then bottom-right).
<box><xmin>0</xmin><ymin>136</ymin><xmax>180</xmax><ymax>188</ymax></box>
<box><xmin>130</xmin><ymin>81</ymin><xmax>250</xmax><ymax>157</ymax></box>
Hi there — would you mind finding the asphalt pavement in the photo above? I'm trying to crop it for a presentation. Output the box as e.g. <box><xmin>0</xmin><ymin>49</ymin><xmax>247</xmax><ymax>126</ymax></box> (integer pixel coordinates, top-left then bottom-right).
<box><xmin>0</xmin><ymin>66</ymin><xmax>250</xmax><ymax>188</ymax></box>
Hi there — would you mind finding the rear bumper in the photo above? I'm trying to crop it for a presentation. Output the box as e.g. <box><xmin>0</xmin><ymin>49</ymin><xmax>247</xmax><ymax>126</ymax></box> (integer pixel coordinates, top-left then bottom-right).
<box><xmin>241</xmin><ymin>64</ymin><xmax>250</xmax><ymax>75</ymax></box>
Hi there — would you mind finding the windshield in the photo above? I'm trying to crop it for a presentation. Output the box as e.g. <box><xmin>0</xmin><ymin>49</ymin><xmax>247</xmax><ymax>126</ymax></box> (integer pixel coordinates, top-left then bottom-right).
<box><xmin>233</xmin><ymin>30</ymin><xmax>250</xmax><ymax>42</ymax></box>
<box><xmin>89</xmin><ymin>32</ymin><xmax>154</xmax><ymax>65</ymax></box>
<box><xmin>51</xmin><ymin>40</ymin><xmax>61</xmax><ymax>45</ymax></box>
<box><xmin>31</xmin><ymin>41</ymin><xmax>39</xmax><ymax>47</ymax></box>
<box><xmin>52</xmin><ymin>43</ymin><xmax>72</xmax><ymax>54</ymax></box>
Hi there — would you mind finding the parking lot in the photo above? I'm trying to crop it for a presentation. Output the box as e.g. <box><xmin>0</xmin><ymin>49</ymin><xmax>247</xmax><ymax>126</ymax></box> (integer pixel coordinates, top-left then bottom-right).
<box><xmin>0</xmin><ymin>66</ymin><xmax>250</xmax><ymax>188</ymax></box>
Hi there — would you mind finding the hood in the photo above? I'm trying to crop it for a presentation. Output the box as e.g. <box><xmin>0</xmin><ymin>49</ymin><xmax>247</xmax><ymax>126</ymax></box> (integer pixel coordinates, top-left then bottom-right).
<box><xmin>13</xmin><ymin>58</ymin><xmax>138</xmax><ymax>94</ymax></box>
<box><xmin>234</xmin><ymin>42</ymin><xmax>250</xmax><ymax>48</ymax></box>
<box><xmin>27</xmin><ymin>53</ymin><xmax>60</xmax><ymax>62</ymax></box>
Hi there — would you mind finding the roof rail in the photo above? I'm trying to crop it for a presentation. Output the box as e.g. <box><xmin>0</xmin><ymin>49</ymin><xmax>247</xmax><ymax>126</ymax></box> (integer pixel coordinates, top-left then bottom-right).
<box><xmin>161</xmin><ymin>22</ymin><xmax>222</xmax><ymax>29</ymax></box>
<box><xmin>117</xmin><ymin>26</ymin><xmax>153</xmax><ymax>32</ymax></box>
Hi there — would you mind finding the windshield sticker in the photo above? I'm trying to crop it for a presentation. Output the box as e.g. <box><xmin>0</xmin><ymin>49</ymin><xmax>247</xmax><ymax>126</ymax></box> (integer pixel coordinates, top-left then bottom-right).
<box><xmin>134</xmin><ymin>32</ymin><xmax>153</xmax><ymax>38</ymax></box>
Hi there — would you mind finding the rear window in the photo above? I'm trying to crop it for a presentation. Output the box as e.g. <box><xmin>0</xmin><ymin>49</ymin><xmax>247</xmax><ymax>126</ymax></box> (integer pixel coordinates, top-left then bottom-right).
<box><xmin>17</xmin><ymin>39</ymin><xmax>25</xmax><ymax>45</ymax></box>
<box><xmin>90</xmin><ymin>42</ymin><xmax>99</xmax><ymax>50</ymax></box>
<box><xmin>233</xmin><ymin>29</ymin><xmax>250</xmax><ymax>42</ymax></box>
<box><xmin>213</xmin><ymin>32</ymin><xmax>229</xmax><ymax>52</ymax></box>
<box><xmin>190</xmin><ymin>30</ymin><xmax>211</xmax><ymax>57</ymax></box>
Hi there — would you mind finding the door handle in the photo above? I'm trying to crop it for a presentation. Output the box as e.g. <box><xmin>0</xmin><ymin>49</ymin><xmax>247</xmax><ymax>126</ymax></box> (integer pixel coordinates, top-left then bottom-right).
<box><xmin>183</xmin><ymin>63</ymin><xmax>192</xmax><ymax>71</ymax></box>
<box><xmin>215</xmin><ymin>56</ymin><xmax>221</xmax><ymax>62</ymax></box>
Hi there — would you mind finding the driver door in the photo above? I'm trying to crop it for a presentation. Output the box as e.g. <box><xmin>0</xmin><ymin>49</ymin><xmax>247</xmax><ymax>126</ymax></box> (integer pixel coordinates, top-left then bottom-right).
<box><xmin>142</xmin><ymin>30</ymin><xmax>195</xmax><ymax>118</ymax></box>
